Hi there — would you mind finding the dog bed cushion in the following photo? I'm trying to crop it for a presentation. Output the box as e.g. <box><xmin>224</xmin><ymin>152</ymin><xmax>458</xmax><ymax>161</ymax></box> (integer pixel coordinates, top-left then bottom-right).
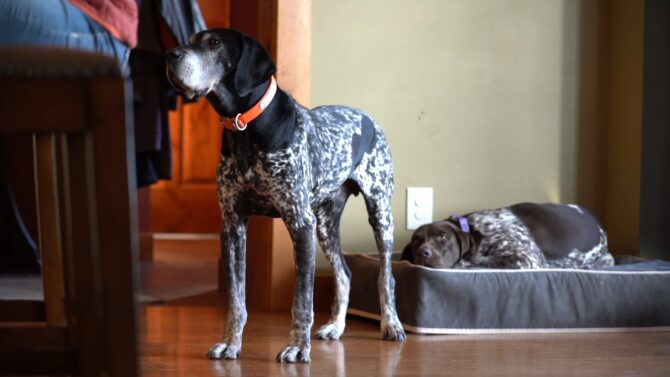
<box><xmin>344</xmin><ymin>253</ymin><xmax>670</xmax><ymax>334</ymax></box>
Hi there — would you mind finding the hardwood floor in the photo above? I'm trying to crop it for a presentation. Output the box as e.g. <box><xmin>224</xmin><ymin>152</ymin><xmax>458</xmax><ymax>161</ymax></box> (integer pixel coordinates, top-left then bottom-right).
<box><xmin>139</xmin><ymin>240</ymin><xmax>670</xmax><ymax>376</ymax></box>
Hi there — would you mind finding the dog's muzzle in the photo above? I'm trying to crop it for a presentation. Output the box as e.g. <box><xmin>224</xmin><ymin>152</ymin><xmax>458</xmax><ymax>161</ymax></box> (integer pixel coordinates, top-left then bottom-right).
<box><xmin>165</xmin><ymin>49</ymin><xmax>202</xmax><ymax>100</ymax></box>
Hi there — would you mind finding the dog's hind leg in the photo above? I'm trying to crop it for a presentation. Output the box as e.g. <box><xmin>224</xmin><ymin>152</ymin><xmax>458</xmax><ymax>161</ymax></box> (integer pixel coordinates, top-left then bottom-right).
<box><xmin>314</xmin><ymin>184</ymin><xmax>354</xmax><ymax>340</ymax></box>
<box><xmin>207</xmin><ymin>211</ymin><xmax>248</xmax><ymax>360</ymax></box>
<box><xmin>363</xmin><ymin>193</ymin><xmax>406</xmax><ymax>341</ymax></box>
<box><xmin>350</xmin><ymin>128</ymin><xmax>406</xmax><ymax>341</ymax></box>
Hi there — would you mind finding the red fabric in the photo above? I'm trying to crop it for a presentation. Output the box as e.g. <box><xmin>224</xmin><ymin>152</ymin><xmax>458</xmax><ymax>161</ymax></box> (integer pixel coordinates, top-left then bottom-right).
<box><xmin>69</xmin><ymin>0</ymin><xmax>139</xmax><ymax>48</ymax></box>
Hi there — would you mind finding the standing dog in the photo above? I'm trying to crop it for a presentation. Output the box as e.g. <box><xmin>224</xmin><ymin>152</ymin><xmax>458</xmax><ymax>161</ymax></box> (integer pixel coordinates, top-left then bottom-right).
<box><xmin>402</xmin><ymin>203</ymin><xmax>614</xmax><ymax>269</ymax></box>
<box><xmin>166</xmin><ymin>29</ymin><xmax>405</xmax><ymax>363</ymax></box>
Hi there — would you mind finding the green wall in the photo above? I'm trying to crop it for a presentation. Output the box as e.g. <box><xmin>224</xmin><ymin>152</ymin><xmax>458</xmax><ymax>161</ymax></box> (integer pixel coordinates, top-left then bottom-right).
<box><xmin>310</xmin><ymin>0</ymin><xmax>642</xmax><ymax>269</ymax></box>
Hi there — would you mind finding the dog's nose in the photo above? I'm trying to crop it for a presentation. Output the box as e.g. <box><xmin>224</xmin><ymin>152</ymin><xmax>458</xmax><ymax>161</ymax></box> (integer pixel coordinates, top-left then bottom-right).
<box><xmin>167</xmin><ymin>48</ymin><xmax>183</xmax><ymax>61</ymax></box>
<box><xmin>418</xmin><ymin>247</ymin><xmax>432</xmax><ymax>259</ymax></box>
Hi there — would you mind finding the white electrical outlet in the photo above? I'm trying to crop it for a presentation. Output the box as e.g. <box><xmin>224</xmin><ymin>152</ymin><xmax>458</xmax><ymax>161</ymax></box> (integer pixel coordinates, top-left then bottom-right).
<box><xmin>406</xmin><ymin>187</ymin><xmax>433</xmax><ymax>230</ymax></box>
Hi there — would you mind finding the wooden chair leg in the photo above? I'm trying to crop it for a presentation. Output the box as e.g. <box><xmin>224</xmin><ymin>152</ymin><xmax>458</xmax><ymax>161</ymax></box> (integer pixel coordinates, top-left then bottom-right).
<box><xmin>0</xmin><ymin>47</ymin><xmax>139</xmax><ymax>377</ymax></box>
<box><xmin>33</xmin><ymin>132</ymin><xmax>66</xmax><ymax>327</ymax></box>
<box><xmin>61</xmin><ymin>131</ymin><xmax>106</xmax><ymax>376</ymax></box>
<box><xmin>89</xmin><ymin>76</ymin><xmax>139</xmax><ymax>377</ymax></box>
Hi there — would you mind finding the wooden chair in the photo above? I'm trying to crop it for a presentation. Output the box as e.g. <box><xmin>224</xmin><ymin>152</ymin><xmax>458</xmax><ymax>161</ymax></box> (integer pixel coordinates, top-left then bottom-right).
<box><xmin>0</xmin><ymin>48</ymin><xmax>139</xmax><ymax>376</ymax></box>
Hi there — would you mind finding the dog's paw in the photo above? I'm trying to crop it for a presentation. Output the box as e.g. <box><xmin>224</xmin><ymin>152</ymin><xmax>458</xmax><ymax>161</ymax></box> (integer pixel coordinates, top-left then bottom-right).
<box><xmin>314</xmin><ymin>322</ymin><xmax>345</xmax><ymax>340</ymax></box>
<box><xmin>381</xmin><ymin>321</ymin><xmax>406</xmax><ymax>342</ymax></box>
<box><xmin>207</xmin><ymin>342</ymin><xmax>241</xmax><ymax>360</ymax></box>
<box><xmin>276</xmin><ymin>344</ymin><xmax>311</xmax><ymax>363</ymax></box>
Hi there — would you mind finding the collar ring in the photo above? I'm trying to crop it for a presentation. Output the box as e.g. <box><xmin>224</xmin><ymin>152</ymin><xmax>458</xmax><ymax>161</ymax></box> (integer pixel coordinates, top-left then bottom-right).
<box><xmin>233</xmin><ymin>113</ymin><xmax>247</xmax><ymax>131</ymax></box>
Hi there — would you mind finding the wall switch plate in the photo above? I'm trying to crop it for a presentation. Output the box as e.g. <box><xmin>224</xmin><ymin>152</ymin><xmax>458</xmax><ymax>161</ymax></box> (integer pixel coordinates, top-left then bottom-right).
<box><xmin>406</xmin><ymin>187</ymin><xmax>433</xmax><ymax>230</ymax></box>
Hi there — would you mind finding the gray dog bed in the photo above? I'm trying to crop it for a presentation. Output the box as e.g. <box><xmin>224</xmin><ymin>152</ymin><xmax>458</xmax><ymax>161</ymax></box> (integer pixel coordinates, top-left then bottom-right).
<box><xmin>344</xmin><ymin>253</ymin><xmax>670</xmax><ymax>334</ymax></box>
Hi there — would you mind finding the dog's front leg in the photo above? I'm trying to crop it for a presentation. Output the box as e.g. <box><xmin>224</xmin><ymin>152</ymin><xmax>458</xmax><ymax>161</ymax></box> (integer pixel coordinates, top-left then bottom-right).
<box><xmin>207</xmin><ymin>213</ymin><xmax>248</xmax><ymax>360</ymax></box>
<box><xmin>276</xmin><ymin>212</ymin><xmax>316</xmax><ymax>363</ymax></box>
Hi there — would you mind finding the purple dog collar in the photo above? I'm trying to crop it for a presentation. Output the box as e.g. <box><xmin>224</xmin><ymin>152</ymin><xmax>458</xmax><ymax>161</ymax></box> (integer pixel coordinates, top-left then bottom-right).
<box><xmin>451</xmin><ymin>215</ymin><xmax>470</xmax><ymax>233</ymax></box>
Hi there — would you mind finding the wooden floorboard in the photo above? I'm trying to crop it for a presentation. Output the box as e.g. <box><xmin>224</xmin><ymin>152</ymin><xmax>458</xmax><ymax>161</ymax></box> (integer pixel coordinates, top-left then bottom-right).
<box><xmin>139</xmin><ymin>239</ymin><xmax>670</xmax><ymax>376</ymax></box>
<box><xmin>139</xmin><ymin>307</ymin><xmax>670</xmax><ymax>377</ymax></box>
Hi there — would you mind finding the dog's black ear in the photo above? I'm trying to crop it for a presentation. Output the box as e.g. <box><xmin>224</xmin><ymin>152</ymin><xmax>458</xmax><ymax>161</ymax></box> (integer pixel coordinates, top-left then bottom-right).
<box><xmin>401</xmin><ymin>243</ymin><xmax>415</xmax><ymax>263</ymax></box>
<box><xmin>234</xmin><ymin>34</ymin><xmax>277</xmax><ymax>96</ymax></box>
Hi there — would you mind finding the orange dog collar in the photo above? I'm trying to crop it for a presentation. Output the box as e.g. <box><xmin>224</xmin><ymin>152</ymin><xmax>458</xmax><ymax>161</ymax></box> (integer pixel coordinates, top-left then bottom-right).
<box><xmin>220</xmin><ymin>76</ymin><xmax>277</xmax><ymax>131</ymax></box>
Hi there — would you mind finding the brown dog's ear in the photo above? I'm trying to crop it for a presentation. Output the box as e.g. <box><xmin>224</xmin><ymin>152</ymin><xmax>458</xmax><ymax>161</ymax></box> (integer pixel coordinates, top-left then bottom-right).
<box><xmin>234</xmin><ymin>34</ymin><xmax>277</xmax><ymax>96</ymax></box>
<box><xmin>401</xmin><ymin>243</ymin><xmax>415</xmax><ymax>263</ymax></box>
<box><xmin>456</xmin><ymin>231</ymin><xmax>472</xmax><ymax>259</ymax></box>
<box><xmin>444</xmin><ymin>221</ymin><xmax>472</xmax><ymax>259</ymax></box>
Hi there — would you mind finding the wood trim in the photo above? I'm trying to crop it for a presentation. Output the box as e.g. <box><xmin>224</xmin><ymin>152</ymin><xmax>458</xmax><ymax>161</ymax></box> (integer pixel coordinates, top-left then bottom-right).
<box><xmin>139</xmin><ymin>233</ymin><xmax>154</xmax><ymax>262</ymax></box>
<box><xmin>639</xmin><ymin>0</ymin><xmax>670</xmax><ymax>260</ymax></box>
<box><xmin>137</xmin><ymin>189</ymin><xmax>151</xmax><ymax>258</ymax></box>
<box><xmin>602</xmin><ymin>0</ymin><xmax>644</xmax><ymax>254</ymax></box>
<box><xmin>276</xmin><ymin>0</ymin><xmax>311</xmax><ymax>105</ymax></box>
<box><xmin>575</xmin><ymin>1</ymin><xmax>644</xmax><ymax>255</ymax></box>
<box><xmin>268</xmin><ymin>219</ymin><xmax>295</xmax><ymax>310</ymax></box>
<box><xmin>246</xmin><ymin>216</ymin><xmax>273</xmax><ymax>310</ymax></box>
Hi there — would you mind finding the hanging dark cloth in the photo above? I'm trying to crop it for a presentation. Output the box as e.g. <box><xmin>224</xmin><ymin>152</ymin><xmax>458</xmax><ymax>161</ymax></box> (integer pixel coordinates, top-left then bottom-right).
<box><xmin>131</xmin><ymin>0</ymin><xmax>206</xmax><ymax>187</ymax></box>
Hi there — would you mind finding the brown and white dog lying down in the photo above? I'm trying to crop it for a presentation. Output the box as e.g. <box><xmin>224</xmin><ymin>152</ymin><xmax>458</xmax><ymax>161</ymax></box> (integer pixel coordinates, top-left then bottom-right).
<box><xmin>401</xmin><ymin>202</ymin><xmax>615</xmax><ymax>269</ymax></box>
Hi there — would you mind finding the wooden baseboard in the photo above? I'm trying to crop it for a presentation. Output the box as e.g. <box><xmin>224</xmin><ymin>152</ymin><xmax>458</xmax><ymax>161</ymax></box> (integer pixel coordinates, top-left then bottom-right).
<box><xmin>139</xmin><ymin>233</ymin><xmax>153</xmax><ymax>262</ymax></box>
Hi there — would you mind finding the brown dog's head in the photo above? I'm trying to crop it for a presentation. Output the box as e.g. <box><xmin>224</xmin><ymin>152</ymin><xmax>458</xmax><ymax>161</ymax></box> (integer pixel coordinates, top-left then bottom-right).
<box><xmin>401</xmin><ymin>220</ymin><xmax>473</xmax><ymax>268</ymax></box>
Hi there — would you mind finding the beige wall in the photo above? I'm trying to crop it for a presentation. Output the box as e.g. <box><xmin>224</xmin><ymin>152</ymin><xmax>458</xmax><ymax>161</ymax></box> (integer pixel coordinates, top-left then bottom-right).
<box><xmin>310</xmin><ymin>0</ymin><xmax>643</xmax><ymax>269</ymax></box>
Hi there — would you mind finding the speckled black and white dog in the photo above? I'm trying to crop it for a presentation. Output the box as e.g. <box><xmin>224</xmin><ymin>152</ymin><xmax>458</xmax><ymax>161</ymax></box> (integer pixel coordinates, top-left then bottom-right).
<box><xmin>165</xmin><ymin>29</ymin><xmax>405</xmax><ymax>363</ymax></box>
<box><xmin>402</xmin><ymin>202</ymin><xmax>615</xmax><ymax>269</ymax></box>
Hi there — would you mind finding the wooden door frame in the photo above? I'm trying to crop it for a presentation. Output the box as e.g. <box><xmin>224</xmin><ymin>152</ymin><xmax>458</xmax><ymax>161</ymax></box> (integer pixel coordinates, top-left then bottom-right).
<box><xmin>228</xmin><ymin>0</ymin><xmax>312</xmax><ymax>311</ymax></box>
<box><xmin>640</xmin><ymin>0</ymin><xmax>670</xmax><ymax>260</ymax></box>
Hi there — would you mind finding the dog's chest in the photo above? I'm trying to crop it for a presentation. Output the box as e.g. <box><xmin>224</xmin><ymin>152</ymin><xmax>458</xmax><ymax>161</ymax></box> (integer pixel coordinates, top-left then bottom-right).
<box><xmin>215</xmin><ymin>105</ymin><xmax>368</xmax><ymax>213</ymax></box>
<box><xmin>216</xmin><ymin>143</ymin><xmax>307</xmax><ymax>213</ymax></box>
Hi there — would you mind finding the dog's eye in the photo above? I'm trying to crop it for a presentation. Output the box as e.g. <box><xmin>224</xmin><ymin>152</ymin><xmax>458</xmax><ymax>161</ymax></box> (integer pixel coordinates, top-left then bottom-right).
<box><xmin>439</xmin><ymin>233</ymin><xmax>449</xmax><ymax>240</ymax></box>
<box><xmin>208</xmin><ymin>38</ymin><xmax>220</xmax><ymax>47</ymax></box>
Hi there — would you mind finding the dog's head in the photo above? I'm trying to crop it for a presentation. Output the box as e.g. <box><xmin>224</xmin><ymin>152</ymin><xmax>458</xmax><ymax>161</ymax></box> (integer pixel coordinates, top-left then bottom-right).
<box><xmin>401</xmin><ymin>220</ymin><xmax>472</xmax><ymax>268</ymax></box>
<box><xmin>165</xmin><ymin>28</ymin><xmax>276</xmax><ymax>101</ymax></box>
